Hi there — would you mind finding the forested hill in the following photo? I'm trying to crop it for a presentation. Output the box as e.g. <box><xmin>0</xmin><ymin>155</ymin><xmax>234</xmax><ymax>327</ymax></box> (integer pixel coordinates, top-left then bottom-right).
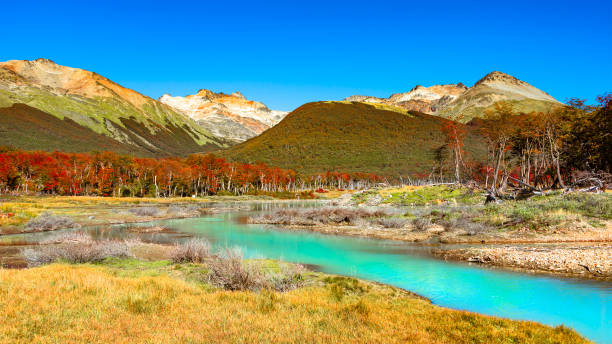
<box><xmin>219</xmin><ymin>101</ymin><xmax>486</xmax><ymax>177</ymax></box>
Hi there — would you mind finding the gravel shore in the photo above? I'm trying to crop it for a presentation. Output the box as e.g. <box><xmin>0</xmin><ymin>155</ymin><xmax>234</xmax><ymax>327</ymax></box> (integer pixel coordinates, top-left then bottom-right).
<box><xmin>434</xmin><ymin>244</ymin><xmax>612</xmax><ymax>279</ymax></box>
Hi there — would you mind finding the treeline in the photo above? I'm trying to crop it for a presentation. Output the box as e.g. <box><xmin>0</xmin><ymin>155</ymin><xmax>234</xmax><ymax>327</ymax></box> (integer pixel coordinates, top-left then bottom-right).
<box><xmin>0</xmin><ymin>150</ymin><xmax>383</xmax><ymax>197</ymax></box>
<box><xmin>449</xmin><ymin>94</ymin><xmax>611</xmax><ymax>190</ymax></box>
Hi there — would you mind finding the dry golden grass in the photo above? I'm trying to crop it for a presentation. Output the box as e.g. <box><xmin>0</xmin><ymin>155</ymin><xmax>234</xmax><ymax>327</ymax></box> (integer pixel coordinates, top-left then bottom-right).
<box><xmin>315</xmin><ymin>189</ymin><xmax>356</xmax><ymax>199</ymax></box>
<box><xmin>378</xmin><ymin>185</ymin><xmax>424</xmax><ymax>197</ymax></box>
<box><xmin>0</xmin><ymin>264</ymin><xmax>588</xmax><ymax>344</ymax></box>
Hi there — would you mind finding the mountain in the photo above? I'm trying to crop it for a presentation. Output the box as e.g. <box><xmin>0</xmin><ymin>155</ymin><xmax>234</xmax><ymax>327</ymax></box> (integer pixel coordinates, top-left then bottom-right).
<box><xmin>219</xmin><ymin>101</ymin><xmax>485</xmax><ymax>177</ymax></box>
<box><xmin>0</xmin><ymin>59</ymin><xmax>228</xmax><ymax>156</ymax></box>
<box><xmin>344</xmin><ymin>71</ymin><xmax>561</xmax><ymax>121</ymax></box>
<box><xmin>160</xmin><ymin>90</ymin><xmax>287</xmax><ymax>143</ymax></box>
<box><xmin>346</xmin><ymin>84</ymin><xmax>468</xmax><ymax>114</ymax></box>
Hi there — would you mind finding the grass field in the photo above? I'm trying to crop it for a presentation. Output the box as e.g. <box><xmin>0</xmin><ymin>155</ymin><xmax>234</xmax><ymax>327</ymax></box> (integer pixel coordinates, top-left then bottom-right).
<box><xmin>0</xmin><ymin>259</ymin><xmax>589</xmax><ymax>344</ymax></box>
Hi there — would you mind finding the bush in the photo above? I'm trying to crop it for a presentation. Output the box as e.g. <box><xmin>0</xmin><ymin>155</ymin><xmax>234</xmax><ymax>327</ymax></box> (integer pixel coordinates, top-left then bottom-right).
<box><xmin>265</xmin><ymin>264</ymin><xmax>305</xmax><ymax>292</ymax></box>
<box><xmin>171</xmin><ymin>238</ymin><xmax>211</xmax><ymax>263</ymax></box>
<box><xmin>252</xmin><ymin>207</ymin><xmax>389</xmax><ymax>226</ymax></box>
<box><xmin>557</xmin><ymin>192</ymin><xmax>612</xmax><ymax>219</ymax></box>
<box><xmin>25</xmin><ymin>212</ymin><xmax>78</xmax><ymax>232</ymax></box>
<box><xmin>22</xmin><ymin>239</ymin><xmax>133</xmax><ymax>267</ymax></box>
<box><xmin>376</xmin><ymin>217</ymin><xmax>407</xmax><ymax>228</ymax></box>
<box><xmin>207</xmin><ymin>248</ymin><xmax>263</xmax><ymax>291</ymax></box>
<box><xmin>206</xmin><ymin>248</ymin><xmax>305</xmax><ymax>292</ymax></box>
<box><xmin>41</xmin><ymin>231</ymin><xmax>93</xmax><ymax>244</ymax></box>
<box><xmin>412</xmin><ymin>217</ymin><xmax>431</xmax><ymax>231</ymax></box>
<box><xmin>128</xmin><ymin>207</ymin><xmax>161</xmax><ymax>217</ymax></box>
<box><xmin>440</xmin><ymin>216</ymin><xmax>488</xmax><ymax>233</ymax></box>
<box><xmin>167</xmin><ymin>205</ymin><xmax>199</xmax><ymax>217</ymax></box>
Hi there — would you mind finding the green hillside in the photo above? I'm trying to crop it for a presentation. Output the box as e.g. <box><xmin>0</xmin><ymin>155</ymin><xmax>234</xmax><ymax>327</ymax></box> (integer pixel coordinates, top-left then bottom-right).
<box><xmin>0</xmin><ymin>59</ymin><xmax>228</xmax><ymax>157</ymax></box>
<box><xmin>0</xmin><ymin>104</ymin><xmax>224</xmax><ymax>156</ymax></box>
<box><xmin>220</xmin><ymin>101</ymin><xmax>486</xmax><ymax>177</ymax></box>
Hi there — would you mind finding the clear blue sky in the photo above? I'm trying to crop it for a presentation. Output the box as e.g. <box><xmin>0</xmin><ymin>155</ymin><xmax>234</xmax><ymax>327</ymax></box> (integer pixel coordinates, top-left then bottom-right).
<box><xmin>2</xmin><ymin>0</ymin><xmax>610</xmax><ymax>111</ymax></box>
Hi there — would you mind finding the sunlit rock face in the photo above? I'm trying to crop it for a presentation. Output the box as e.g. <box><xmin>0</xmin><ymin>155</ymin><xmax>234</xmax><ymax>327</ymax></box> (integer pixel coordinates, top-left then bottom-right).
<box><xmin>160</xmin><ymin>90</ymin><xmax>288</xmax><ymax>143</ymax></box>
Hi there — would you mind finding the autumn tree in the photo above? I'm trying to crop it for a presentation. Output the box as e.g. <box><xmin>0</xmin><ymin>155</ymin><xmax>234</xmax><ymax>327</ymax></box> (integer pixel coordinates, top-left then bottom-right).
<box><xmin>480</xmin><ymin>102</ymin><xmax>516</xmax><ymax>191</ymax></box>
<box><xmin>441</xmin><ymin>115</ymin><xmax>466</xmax><ymax>182</ymax></box>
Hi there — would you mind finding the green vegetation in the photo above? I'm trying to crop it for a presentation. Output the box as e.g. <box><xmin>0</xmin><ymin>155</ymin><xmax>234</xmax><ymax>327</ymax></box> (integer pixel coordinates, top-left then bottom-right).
<box><xmin>220</xmin><ymin>101</ymin><xmax>486</xmax><ymax>177</ymax></box>
<box><xmin>0</xmin><ymin>85</ymin><xmax>226</xmax><ymax>156</ymax></box>
<box><xmin>0</xmin><ymin>259</ymin><xmax>589</xmax><ymax>343</ymax></box>
<box><xmin>478</xmin><ymin>192</ymin><xmax>612</xmax><ymax>230</ymax></box>
<box><xmin>354</xmin><ymin>185</ymin><xmax>483</xmax><ymax>206</ymax></box>
<box><xmin>353</xmin><ymin>185</ymin><xmax>612</xmax><ymax>234</ymax></box>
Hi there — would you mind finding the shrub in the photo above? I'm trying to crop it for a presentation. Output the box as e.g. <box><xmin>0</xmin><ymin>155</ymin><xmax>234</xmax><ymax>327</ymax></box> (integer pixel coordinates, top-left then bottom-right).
<box><xmin>128</xmin><ymin>207</ymin><xmax>161</xmax><ymax>217</ymax></box>
<box><xmin>558</xmin><ymin>192</ymin><xmax>611</xmax><ymax>219</ymax></box>
<box><xmin>251</xmin><ymin>207</ymin><xmax>389</xmax><ymax>226</ymax></box>
<box><xmin>376</xmin><ymin>217</ymin><xmax>407</xmax><ymax>228</ymax></box>
<box><xmin>440</xmin><ymin>216</ymin><xmax>488</xmax><ymax>233</ymax></box>
<box><xmin>167</xmin><ymin>205</ymin><xmax>199</xmax><ymax>217</ymax></box>
<box><xmin>22</xmin><ymin>239</ymin><xmax>133</xmax><ymax>267</ymax></box>
<box><xmin>206</xmin><ymin>248</ymin><xmax>305</xmax><ymax>292</ymax></box>
<box><xmin>41</xmin><ymin>231</ymin><xmax>93</xmax><ymax>244</ymax></box>
<box><xmin>207</xmin><ymin>248</ymin><xmax>263</xmax><ymax>291</ymax></box>
<box><xmin>265</xmin><ymin>264</ymin><xmax>305</xmax><ymax>292</ymax></box>
<box><xmin>412</xmin><ymin>217</ymin><xmax>431</xmax><ymax>231</ymax></box>
<box><xmin>25</xmin><ymin>212</ymin><xmax>77</xmax><ymax>232</ymax></box>
<box><xmin>171</xmin><ymin>238</ymin><xmax>211</xmax><ymax>263</ymax></box>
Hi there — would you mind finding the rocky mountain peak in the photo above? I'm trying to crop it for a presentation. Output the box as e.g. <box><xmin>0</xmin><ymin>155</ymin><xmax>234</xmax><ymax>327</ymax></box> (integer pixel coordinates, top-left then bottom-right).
<box><xmin>474</xmin><ymin>71</ymin><xmax>523</xmax><ymax>86</ymax></box>
<box><xmin>231</xmin><ymin>91</ymin><xmax>246</xmax><ymax>99</ymax></box>
<box><xmin>195</xmin><ymin>89</ymin><xmax>216</xmax><ymax>98</ymax></box>
<box><xmin>159</xmin><ymin>89</ymin><xmax>288</xmax><ymax>143</ymax></box>
<box><xmin>33</xmin><ymin>58</ymin><xmax>57</xmax><ymax>65</ymax></box>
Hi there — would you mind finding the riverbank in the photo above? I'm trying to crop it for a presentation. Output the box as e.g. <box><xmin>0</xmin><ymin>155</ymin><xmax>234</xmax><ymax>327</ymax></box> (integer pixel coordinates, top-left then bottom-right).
<box><xmin>433</xmin><ymin>243</ymin><xmax>612</xmax><ymax>279</ymax></box>
<box><xmin>0</xmin><ymin>256</ymin><xmax>589</xmax><ymax>343</ymax></box>
<box><xmin>249</xmin><ymin>185</ymin><xmax>612</xmax><ymax>279</ymax></box>
<box><xmin>0</xmin><ymin>195</ymin><xmax>317</xmax><ymax>235</ymax></box>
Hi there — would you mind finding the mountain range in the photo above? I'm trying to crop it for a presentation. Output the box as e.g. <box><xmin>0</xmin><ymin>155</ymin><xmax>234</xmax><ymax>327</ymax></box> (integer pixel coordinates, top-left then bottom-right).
<box><xmin>0</xmin><ymin>59</ymin><xmax>566</xmax><ymax>175</ymax></box>
<box><xmin>345</xmin><ymin>71</ymin><xmax>561</xmax><ymax>121</ymax></box>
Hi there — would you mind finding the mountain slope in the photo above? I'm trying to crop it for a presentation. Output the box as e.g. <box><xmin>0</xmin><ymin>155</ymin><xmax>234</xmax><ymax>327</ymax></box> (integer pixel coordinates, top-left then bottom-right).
<box><xmin>219</xmin><ymin>101</ymin><xmax>485</xmax><ymax>177</ymax></box>
<box><xmin>160</xmin><ymin>90</ymin><xmax>287</xmax><ymax>143</ymax></box>
<box><xmin>0</xmin><ymin>59</ymin><xmax>228</xmax><ymax>156</ymax></box>
<box><xmin>344</xmin><ymin>71</ymin><xmax>562</xmax><ymax>121</ymax></box>
<box><xmin>436</xmin><ymin>71</ymin><xmax>561</xmax><ymax>120</ymax></box>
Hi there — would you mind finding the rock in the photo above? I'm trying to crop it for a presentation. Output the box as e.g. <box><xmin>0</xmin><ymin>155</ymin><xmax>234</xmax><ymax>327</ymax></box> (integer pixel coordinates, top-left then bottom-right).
<box><xmin>426</xmin><ymin>225</ymin><xmax>445</xmax><ymax>234</ymax></box>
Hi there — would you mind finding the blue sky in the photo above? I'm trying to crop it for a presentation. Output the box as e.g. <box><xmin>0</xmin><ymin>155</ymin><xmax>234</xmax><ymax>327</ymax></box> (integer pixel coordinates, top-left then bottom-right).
<box><xmin>2</xmin><ymin>0</ymin><xmax>610</xmax><ymax>111</ymax></box>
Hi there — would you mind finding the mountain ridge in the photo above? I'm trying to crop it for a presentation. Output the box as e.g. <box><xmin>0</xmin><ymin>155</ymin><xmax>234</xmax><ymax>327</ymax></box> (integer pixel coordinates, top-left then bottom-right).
<box><xmin>344</xmin><ymin>71</ymin><xmax>561</xmax><ymax>121</ymax></box>
<box><xmin>159</xmin><ymin>89</ymin><xmax>287</xmax><ymax>143</ymax></box>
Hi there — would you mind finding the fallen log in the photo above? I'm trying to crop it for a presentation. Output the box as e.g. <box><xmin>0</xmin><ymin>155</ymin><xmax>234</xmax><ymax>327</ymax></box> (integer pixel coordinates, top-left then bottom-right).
<box><xmin>507</xmin><ymin>175</ymin><xmax>542</xmax><ymax>192</ymax></box>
